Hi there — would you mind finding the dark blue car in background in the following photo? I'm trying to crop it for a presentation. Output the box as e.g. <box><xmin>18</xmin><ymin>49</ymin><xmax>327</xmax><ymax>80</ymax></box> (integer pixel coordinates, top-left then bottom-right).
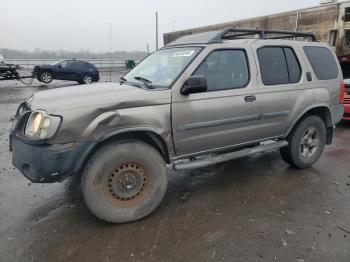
<box><xmin>33</xmin><ymin>59</ymin><xmax>99</xmax><ymax>84</ymax></box>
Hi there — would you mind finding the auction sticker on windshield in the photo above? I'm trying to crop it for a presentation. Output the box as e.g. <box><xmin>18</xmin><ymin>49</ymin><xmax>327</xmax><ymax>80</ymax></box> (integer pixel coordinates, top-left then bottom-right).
<box><xmin>172</xmin><ymin>50</ymin><xmax>195</xmax><ymax>57</ymax></box>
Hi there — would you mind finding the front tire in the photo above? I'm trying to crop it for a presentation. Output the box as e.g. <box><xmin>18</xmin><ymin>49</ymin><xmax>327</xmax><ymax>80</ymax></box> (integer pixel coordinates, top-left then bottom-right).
<box><xmin>40</xmin><ymin>72</ymin><xmax>53</xmax><ymax>84</ymax></box>
<box><xmin>280</xmin><ymin>116</ymin><xmax>326</xmax><ymax>169</ymax></box>
<box><xmin>82</xmin><ymin>141</ymin><xmax>168</xmax><ymax>223</ymax></box>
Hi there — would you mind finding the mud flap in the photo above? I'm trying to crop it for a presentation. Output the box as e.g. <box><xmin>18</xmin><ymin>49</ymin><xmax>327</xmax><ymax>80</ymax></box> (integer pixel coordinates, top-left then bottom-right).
<box><xmin>326</xmin><ymin>126</ymin><xmax>333</xmax><ymax>145</ymax></box>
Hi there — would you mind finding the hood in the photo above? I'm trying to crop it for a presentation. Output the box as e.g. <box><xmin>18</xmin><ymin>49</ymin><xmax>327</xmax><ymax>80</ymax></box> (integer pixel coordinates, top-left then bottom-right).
<box><xmin>28</xmin><ymin>82</ymin><xmax>171</xmax><ymax>114</ymax></box>
<box><xmin>36</xmin><ymin>64</ymin><xmax>55</xmax><ymax>69</ymax></box>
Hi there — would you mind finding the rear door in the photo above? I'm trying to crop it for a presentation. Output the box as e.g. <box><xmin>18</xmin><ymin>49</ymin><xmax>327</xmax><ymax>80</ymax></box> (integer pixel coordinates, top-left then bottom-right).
<box><xmin>69</xmin><ymin>61</ymin><xmax>85</xmax><ymax>80</ymax></box>
<box><xmin>172</xmin><ymin>47</ymin><xmax>261</xmax><ymax>158</ymax></box>
<box><xmin>55</xmin><ymin>60</ymin><xmax>74</xmax><ymax>80</ymax></box>
<box><xmin>252</xmin><ymin>43</ymin><xmax>312</xmax><ymax>140</ymax></box>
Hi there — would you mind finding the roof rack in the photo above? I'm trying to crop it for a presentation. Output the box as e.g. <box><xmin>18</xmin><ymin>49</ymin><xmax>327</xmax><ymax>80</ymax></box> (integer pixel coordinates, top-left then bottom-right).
<box><xmin>166</xmin><ymin>27</ymin><xmax>317</xmax><ymax>47</ymax></box>
<box><xmin>211</xmin><ymin>27</ymin><xmax>317</xmax><ymax>42</ymax></box>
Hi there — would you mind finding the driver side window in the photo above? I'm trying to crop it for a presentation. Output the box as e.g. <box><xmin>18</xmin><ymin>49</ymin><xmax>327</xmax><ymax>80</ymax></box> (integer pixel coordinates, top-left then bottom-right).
<box><xmin>192</xmin><ymin>49</ymin><xmax>249</xmax><ymax>91</ymax></box>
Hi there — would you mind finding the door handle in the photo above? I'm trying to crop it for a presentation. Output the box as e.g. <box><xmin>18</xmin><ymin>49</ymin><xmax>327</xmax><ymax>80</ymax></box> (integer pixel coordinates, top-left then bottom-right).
<box><xmin>244</xmin><ymin>95</ymin><xmax>256</xmax><ymax>102</ymax></box>
<box><xmin>306</xmin><ymin>72</ymin><xmax>312</xmax><ymax>82</ymax></box>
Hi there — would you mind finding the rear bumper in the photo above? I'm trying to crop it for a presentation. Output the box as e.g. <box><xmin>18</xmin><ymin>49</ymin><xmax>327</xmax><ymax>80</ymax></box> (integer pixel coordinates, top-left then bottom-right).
<box><xmin>93</xmin><ymin>74</ymin><xmax>100</xmax><ymax>82</ymax></box>
<box><xmin>11</xmin><ymin>135</ymin><xmax>94</xmax><ymax>183</ymax></box>
<box><xmin>343</xmin><ymin>103</ymin><xmax>350</xmax><ymax>120</ymax></box>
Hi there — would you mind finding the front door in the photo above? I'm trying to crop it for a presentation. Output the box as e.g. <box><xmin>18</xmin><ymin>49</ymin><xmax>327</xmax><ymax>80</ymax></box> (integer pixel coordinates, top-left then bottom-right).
<box><xmin>172</xmin><ymin>48</ymin><xmax>261</xmax><ymax>158</ymax></box>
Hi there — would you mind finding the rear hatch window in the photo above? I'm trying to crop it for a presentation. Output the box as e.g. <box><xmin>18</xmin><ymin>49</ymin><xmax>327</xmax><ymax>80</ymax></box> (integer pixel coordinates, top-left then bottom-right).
<box><xmin>303</xmin><ymin>46</ymin><xmax>338</xmax><ymax>80</ymax></box>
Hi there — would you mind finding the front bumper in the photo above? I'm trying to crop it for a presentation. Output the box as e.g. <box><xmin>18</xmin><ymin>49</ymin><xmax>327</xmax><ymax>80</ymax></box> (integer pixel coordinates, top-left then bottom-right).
<box><xmin>343</xmin><ymin>103</ymin><xmax>350</xmax><ymax>120</ymax></box>
<box><xmin>11</xmin><ymin>134</ymin><xmax>94</xmax><ymax>183</ymax></box>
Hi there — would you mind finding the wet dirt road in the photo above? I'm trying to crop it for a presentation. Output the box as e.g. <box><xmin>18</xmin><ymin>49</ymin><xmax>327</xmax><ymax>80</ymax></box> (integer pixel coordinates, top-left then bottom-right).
<box><xmin>0</xmin><ymin>74</ymin><xmax>350</xmax><ymax>262</ymax></box>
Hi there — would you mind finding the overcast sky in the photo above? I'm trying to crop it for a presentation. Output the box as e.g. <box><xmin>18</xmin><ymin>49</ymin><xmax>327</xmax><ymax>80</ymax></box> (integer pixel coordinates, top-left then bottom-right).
<box><xmin>1</xmin><ymin>0</ymin><xmax>322</xmax><ymax>52</ymax></box>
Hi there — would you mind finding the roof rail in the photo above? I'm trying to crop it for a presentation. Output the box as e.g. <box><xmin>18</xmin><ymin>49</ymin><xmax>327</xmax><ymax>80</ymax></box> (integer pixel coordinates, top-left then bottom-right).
<box><xmin>165</xmin><ymin>27</ymin><xmax>317</xmax><ymax>47</ymax></box>
<box><xmin>211</xmin><ymin>27</ymin><xmax>317</xmax><ymax>42</ymax></box>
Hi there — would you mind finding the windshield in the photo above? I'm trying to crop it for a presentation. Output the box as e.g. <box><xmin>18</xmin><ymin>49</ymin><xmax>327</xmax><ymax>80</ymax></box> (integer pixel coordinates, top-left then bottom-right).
<box><xmin>51</xmin><ymin>60</ymin><xmax>65</xmax><ymax>65</ymax></box>
<box><xmin>123</xmin><ymin>47</ymin><xmax>202</xmax><ymax>88</ymax></box>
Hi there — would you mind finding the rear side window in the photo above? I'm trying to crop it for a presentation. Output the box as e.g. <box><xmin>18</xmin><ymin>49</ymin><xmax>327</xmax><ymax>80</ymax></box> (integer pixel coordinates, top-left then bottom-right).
<box><xmin>284</xmin><ymin>48</ymin><xmax>301</xmax><ymax>83</ymax></box>
<box><xmin>257</xmin><ymin>47</ymin><xmax>301</xmax><ymax>85</ymax></box>
<box><xmin>84</xmin><ymin>62</ymin><xmax>94</xmax><ymax>68</ymax></box>
<box><xmin>71</xmin><ymin>62</ymin><xmax>83</xmax><ymax>69</ymax></box>
<box><xmin>303</xmin><ymin>46</ymin><xmax>338</xmax><ymax>80</ymax></box>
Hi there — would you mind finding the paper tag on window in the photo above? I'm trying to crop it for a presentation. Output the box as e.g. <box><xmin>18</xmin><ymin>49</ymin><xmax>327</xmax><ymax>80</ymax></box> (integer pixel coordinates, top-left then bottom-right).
<box><xmin>172</xmin><ymin>50</ymin><xmax>195</xmax><ymax>57</ymax></box>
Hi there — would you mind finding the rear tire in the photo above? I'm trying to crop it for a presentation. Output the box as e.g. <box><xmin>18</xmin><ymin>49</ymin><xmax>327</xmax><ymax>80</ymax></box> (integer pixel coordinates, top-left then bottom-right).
<box><xmin>81</xmin><ymin>141</ymin><xmax>168</xmax><ymax>223</ymax></box>
<box><xmin>40</xmin><ymin>72</ymin><xmax>53</xmax><ymax>84</ymax></box>
<box><xmin>81</xmin><ymin>74</ymin><xmax>93</xmax><ymax>84</ymax></box>
<box><xmin>280</xmin><ymin>116</ymin><xmax>326</xmax><ymax>169</ymax></box>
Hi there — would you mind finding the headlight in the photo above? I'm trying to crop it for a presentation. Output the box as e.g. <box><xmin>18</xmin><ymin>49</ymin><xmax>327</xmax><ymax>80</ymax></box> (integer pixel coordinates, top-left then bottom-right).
<box><xmin>25</xmin><ymin>110</ymin><xmax>61</xmax><ymax>139</ymax></box>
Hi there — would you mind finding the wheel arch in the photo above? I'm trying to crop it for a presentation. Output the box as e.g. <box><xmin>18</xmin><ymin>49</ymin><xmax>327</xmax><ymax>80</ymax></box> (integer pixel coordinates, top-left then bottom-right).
<box><xmin>40</xmin><ymin>69</ymin><xmax>54</xmax><ymax>75</ymax></box>
<box><xmin>79</xmin><ymin>128</ymin><xmax>171</xmax><ymax>173</ymax></box>
<box><xmin>81</xmin><ymin>72</ymin><xmax>92</xmax><ymax>78</ymax></box>
<box><xmin>286</xmin><ymin>105</ymin><xmax>333</xmax><ymax>144</ymax></box>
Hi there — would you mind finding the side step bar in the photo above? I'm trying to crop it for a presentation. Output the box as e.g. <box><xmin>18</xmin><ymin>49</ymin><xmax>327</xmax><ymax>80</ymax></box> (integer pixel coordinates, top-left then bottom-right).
<box><xmin>173</xmin><ymin>140</ymin><xmax>288</xmax><ymax>171</ymax></box>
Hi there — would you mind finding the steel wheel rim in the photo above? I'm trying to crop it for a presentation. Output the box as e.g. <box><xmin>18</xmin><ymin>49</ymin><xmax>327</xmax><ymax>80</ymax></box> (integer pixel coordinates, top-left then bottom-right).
<box><xmin>83</xmin><ymin>75</ymin><xmax>92</xmax><ymax>84</ymax></box>
<box><xmin>104</xmin><ymin>162</ymin><xmax>149</xmax><ymax>207</ymax></box>
<box><xmin>300</xmin><ymin>127</ymin><xmax>320</xmax><ymax>158</ymax></box>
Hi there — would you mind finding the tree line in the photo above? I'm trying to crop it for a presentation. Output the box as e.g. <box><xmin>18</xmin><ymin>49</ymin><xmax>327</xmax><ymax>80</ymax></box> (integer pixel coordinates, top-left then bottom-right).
<box><xmin>1</xmin><ymin>48</ymin><xmax>148</xmax><ymax>60</ymax></box>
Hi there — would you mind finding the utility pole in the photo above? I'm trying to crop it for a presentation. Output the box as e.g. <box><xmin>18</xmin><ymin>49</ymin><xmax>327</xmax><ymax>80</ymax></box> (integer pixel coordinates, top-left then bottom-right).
<box><xmin>155</xmin><ymin>12</ymin><xmax>159</xmax><ymax>50</ymax></box>
<box><xmin>146</xmin><ymin>43</ymin><xmax>150</xmax><ymax>55</ymax></box>
<box><xmin>109</xmin><ymin>22</ymin><xmax>112</xmax><ymax>82</ymax></box>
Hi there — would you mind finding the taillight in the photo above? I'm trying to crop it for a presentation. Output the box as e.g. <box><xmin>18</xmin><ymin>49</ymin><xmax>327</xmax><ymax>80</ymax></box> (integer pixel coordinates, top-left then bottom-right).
<box><xmin>340</xmin><ymin>80</ymin><xmax>345</xmax><ymax>104</ymax></box>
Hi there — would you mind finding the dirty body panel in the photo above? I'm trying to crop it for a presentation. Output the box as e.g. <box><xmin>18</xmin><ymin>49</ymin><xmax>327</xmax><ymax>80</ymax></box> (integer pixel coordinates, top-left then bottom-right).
<box><xmin>10</xmin><ymin>33</ymin><xmax>344</xmax><ymax>183</ymax></box>
<box><xmin>171</xmin><ymin>41</ymin><xmax>261</xmax><ymax>157</ymax></box>
<box><xmin>11</xmin><ymin>139</ymin><xmax>93</xmax><ymax>183</ymax></box>
<box><xmin>170</xmin><ymin>39</ymin><xmax>343</xmax><ymax>158</ymax></box>
<box><xmin>27</xmin><ymin>83</ymin><xmax>172</xmax><ymax>145</ymax></box>
<box><xmin>10</xmin><ymin>83</ymin><xmax>173</xmax><ymax>182</ymax></box>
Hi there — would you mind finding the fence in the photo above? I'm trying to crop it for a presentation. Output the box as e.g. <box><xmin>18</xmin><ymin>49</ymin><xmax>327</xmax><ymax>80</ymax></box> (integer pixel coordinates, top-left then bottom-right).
<box><xmin>4</xmin><ymin>58</ymin><xmax>130</xmax><ymax>71</ymax></box>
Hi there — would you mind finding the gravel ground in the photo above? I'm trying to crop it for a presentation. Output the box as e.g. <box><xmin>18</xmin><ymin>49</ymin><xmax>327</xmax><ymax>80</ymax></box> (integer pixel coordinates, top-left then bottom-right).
<box><xmin>0</xmin><ymin>72</ymin><xmax>349</xmax><ymax>262</ymax></box>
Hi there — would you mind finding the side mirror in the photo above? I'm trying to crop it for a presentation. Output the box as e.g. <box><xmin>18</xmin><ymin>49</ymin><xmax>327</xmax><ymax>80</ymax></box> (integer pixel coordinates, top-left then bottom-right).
<box><xmin>181</xmin><ymin>76</ymin><xmax>207</xmax><ymax>95</ymax></box>
<box><xmin>57</xmin><ymin>64</ymin><xmax>62</xmax><ymax>68</ymax></box>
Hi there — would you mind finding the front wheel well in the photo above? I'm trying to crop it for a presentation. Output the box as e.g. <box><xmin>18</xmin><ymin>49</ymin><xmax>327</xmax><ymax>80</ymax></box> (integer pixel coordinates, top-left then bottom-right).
<box><xmin>39</xmin><ymin>70</ymin><xmax>54</xmax><ymax>79</ymax></box>
<box><xmin>40</xmin><ymin>70</ymin><xmax>53</xmax><ymax>74</ymax></box>
<box><xmin>82</xmin><ymin>131</ymin><xmax>170</xmax><ymax>170</ymax></box>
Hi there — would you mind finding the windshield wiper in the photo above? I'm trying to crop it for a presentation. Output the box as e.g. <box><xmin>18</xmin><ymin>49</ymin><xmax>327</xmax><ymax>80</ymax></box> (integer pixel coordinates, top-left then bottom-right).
<box><xmin>134</xmin><ymin>76</ymin><xmax>153</xmax><ymax>88</ymax></box>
